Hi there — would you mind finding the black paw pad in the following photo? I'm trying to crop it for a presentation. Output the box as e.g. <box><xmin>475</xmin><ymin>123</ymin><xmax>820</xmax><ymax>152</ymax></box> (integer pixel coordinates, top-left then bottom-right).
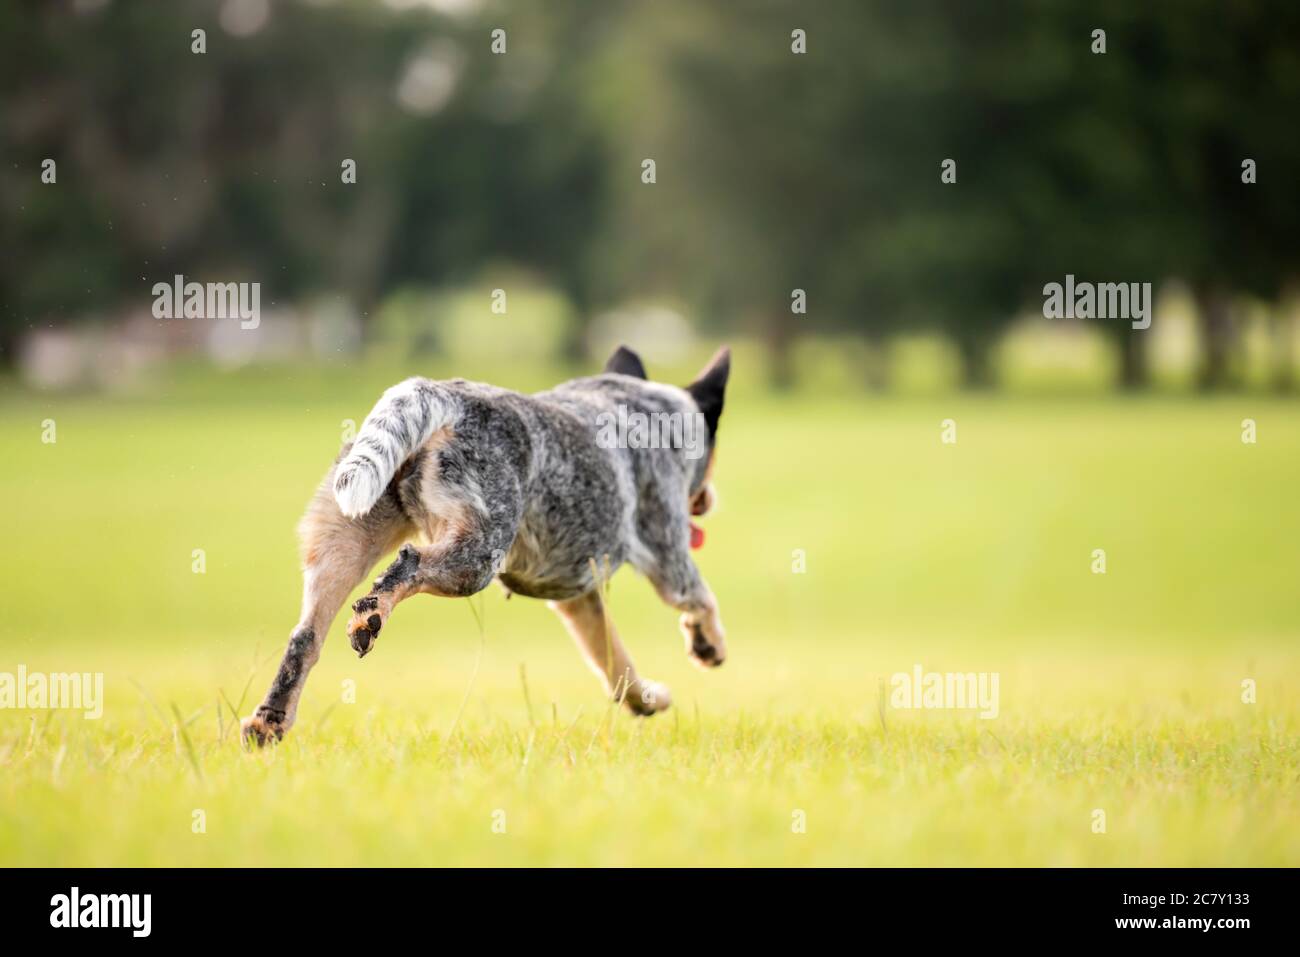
<box><xmin>366</xmin><ymin>614</ymin><xmax>382</xmax><ymax>632</ymax></box>
<box><xmin>690</xmin><ymin>624</ymin><xmax>717</xmax><ymax>660</ymax></box>
<box><xmin>351</xmin><ymin>627</ymin><xmax>373</xmax><ymax>656</ymax></box>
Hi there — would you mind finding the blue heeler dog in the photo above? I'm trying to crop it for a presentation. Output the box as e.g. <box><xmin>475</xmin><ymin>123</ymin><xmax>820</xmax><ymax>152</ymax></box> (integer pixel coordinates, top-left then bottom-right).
<box><xmin>242</xmin><ymin>346</ymin><xmax>729</xmax><ymax>745</ymax></box>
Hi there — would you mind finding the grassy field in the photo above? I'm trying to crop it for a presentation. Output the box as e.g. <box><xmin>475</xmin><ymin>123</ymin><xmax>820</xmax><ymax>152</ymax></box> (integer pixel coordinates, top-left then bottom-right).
<box><xmin>1</xmin><ymin>356</ymin><xmax>1298</xmax><ymax>866</ymax></box>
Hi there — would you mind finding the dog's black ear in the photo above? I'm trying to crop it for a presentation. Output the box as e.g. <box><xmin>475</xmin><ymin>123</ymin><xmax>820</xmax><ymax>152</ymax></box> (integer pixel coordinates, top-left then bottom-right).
<box><xmin>686</xmin><ymin>346</ymin><xmax>730</xmax><ymax>437</ymax></box>
<box><xmin>604</xmin><ymin>345</ymin><xmax>647</xmax><ymax>379</ymax></box>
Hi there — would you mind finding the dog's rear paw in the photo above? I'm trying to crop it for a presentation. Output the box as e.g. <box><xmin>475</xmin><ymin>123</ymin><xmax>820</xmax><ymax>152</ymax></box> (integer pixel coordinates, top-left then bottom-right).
<box><xmin>624</xmin><ymin>678</ymin><xmax>672</xmax><ymax>716</ymax></box>
<box><xmin>240</xmin><ymin>710</ymin><xmax>286</xmax><ymax>749</ymax></box>
<box><xmin>347</xmin><ymin>595</ymin><xmax>386</xmax><ymax>658</ymax></box>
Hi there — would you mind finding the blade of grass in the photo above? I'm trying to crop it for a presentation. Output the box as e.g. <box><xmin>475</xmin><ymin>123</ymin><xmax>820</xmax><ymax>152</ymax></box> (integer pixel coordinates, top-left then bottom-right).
<box><xmin>218</xmin><ymin>688</ymin><xmax>242</xmax><ymax>742</ymax></box>
<box><xmin>128</xmin><ymin>678</ymin><xmax>166</xmax><ymax>726</ymax></box>
<box><xmin>447</xmin><ymin>593</ymin><xmax>487</xmax><ymax>740</ymax></box>
<box><xmin>170</xmin><ymin>702</ymin><xmax>204</xmax><ymax>782</ymax></box>
<box><xmin>519</xmin><ymin>663</ymin><xmax>536</xmax><ymax>730</ymax></box>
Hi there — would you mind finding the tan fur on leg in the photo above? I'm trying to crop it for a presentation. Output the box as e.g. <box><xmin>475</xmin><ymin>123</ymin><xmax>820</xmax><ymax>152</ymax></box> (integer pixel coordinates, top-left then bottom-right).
<box><xmin>242</xmin><ymin>471</ymin><xmax>412</xmax><ymax>747</ymax></box>
<box><xmin>549</xmin><ymin>591</ymin><xmax>671</xmax><ymax>715</ymax></box>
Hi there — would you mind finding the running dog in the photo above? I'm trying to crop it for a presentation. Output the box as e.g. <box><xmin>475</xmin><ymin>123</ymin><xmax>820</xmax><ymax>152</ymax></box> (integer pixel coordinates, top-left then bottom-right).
<box><xmin>242</xmin><ymin>346</ymin><xmax>730</xmax><ymax>745</ymax></box>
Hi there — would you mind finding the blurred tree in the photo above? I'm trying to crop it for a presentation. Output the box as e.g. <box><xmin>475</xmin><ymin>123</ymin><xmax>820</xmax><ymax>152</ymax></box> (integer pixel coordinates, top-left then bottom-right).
<box><xmin>0</xmin><ymin>0</ymin><xmax>613</xmax><ymax>366</ymax></box>
<box><xmin>1143</xmin><ymin>0</ymin><xmax>1300</xmax><ymax>390</ymax></box>
<box><xmin>3</xmin><ymin>0</ymin><xmax>1298</xmax><ymax>389</ymax></box>
<box><xmin>592</xmin><ymin>0</ymin><xmax>1300</xmax><ymax>389</ymax></box>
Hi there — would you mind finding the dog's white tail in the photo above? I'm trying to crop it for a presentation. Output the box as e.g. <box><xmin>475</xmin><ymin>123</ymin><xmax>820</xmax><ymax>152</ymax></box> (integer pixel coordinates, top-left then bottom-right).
<box><xmin>333</xmin><ymin>377</ymin><xmax>457</xmax><ymax>518</ymax></box>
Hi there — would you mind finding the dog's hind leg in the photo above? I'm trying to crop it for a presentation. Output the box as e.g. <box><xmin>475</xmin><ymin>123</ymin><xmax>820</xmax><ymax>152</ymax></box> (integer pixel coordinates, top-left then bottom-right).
<box><xmin>242</xmin><ymin>473</ymin><xmax>413</xmax><ymax>747</ymax></box>
<box><xmin>549</xmin><ymin>590</ymin><xmax>671</xmax><ymax>716</ymax></box>
<box><xmin>342</xmin><ymin>496</ymin><xmax>519</xmax><ymax>655</ymax></box>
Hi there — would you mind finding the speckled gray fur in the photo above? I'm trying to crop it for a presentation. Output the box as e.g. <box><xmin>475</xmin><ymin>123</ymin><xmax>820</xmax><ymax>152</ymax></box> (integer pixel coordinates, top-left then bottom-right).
<box><xmin>242</xmin><ymin>345</ymin><xmax>729</xmax><ymax>746</ymax></box>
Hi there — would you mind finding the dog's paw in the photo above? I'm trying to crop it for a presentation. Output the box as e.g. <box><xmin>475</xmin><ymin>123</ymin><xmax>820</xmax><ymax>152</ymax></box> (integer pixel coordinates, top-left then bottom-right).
<box><xmin>623</xmin><ymin>678</ymin><xmax>672</xmax><ymax>716</ymax></box>
<box><xmin>240</xmin><ymin>710</ymin><xmax>286</xmax><ymax>749</ymax></box>
<box><xmin>347</xmin><ymin>595</ymin><xmax>386</xmax><ymax>658</ymax></box>
<box><xmin>680</xmin><ymin>615</ymin><xmax>726</xmax><ymax>669</ymax></box>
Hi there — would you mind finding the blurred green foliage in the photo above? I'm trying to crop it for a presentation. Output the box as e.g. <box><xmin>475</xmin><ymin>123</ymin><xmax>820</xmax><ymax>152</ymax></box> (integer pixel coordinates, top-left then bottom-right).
<box><xmin>2</xmin><ymin>0</ymin><xmax>1298</xmax><ymax>387</ymax></box>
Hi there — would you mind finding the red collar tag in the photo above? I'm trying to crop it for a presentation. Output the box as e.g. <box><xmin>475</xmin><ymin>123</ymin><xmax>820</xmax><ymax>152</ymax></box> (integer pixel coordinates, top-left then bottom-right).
<box><xmin>689</xmin><ymin>522</ymin><xmax>705</xmax><ymax>550</ymax></box>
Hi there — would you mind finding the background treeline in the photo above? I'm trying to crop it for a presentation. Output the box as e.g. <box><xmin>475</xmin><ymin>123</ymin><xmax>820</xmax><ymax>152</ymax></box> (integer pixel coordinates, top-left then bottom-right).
<box><xmin>3</xmin><ymin>0</ymin><xmax>1298</xmax><ymax>389</ymax></box>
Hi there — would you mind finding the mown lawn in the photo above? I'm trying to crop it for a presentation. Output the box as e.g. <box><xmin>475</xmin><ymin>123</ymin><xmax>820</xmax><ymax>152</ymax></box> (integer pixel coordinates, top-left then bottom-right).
<box><xmin>1</xmin><ymin>360</ymin><xmax>1297</xmax><ymax>865</ymax></box>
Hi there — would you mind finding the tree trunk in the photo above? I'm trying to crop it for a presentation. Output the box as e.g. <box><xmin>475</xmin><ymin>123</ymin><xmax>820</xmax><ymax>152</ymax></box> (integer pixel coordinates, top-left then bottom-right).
<box><xmin>765</xmin><ymin>311</ymin><xmax>796</xmax><ymax>391</ymax></box>
<box><xmin>1117</xmin><ymin>330</ymin><xmax>1148</xmax><ymax>391</ymax></box>
<box><xmin>861</xmin><ymin>333</ymin><xmax>891</xmax><ymax>392</ymax></box>
<box><xmin>1195</xmin><ymin>288</ymin><xmax>1236</xmax><ymax>391</ymax></box>
<box><xmin>1272</xmin><ymin>310</ymin><xmax>1296</xmax><ymax>394</ymax></box>
<box><xmin>957</xmin><ymin>334</ymin><xmax>994</xmax><ymax>390</ymax></box>
<box><xmin>0</xmin><ymin>325</ymin><xmax>18</xmax><ymax>371</ymax></box>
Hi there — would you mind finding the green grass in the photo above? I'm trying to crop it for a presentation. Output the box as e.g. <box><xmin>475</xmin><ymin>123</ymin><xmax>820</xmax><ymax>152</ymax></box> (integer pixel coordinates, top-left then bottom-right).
<box><xmin>1</xmin><ymin>359</ymin><xmax>1298</xmax><ymax>865</ymax></box>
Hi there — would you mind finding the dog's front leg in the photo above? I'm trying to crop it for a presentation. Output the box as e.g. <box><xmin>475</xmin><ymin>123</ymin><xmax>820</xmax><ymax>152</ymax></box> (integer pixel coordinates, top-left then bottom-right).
<box><xmin>647</xmin><ymin>556</ymin><xmax>727</xmax><ymax>669</ymax></box>
<box><xmin>549</xmin><ymin>590</ymin><xmax>671</xmax><ymax>715</ymax></box>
